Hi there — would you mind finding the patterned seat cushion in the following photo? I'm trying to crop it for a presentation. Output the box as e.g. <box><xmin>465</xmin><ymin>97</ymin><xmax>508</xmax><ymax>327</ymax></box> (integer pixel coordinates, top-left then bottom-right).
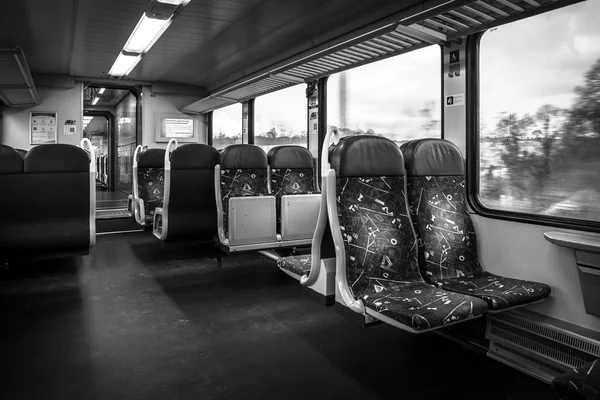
<box><xmin>271</xmin><ymin>167</ymin><xmax>316</xmax><ymax>233</ymax></box>
<box><xmin>439</xmin><ymin>271</ymin><xmax>551</xmax><ymax>311</ymax></box>
<box><xmin>362</xmin><ymin>280</ymin><xmax>487</xmax><ymax>331</ymax></box>
<box><xmin>552</xmin><ymin>359</ymin><xmax>600</xmax><ymax>400</ymax></box>
<box><xmin>220</xmin><ymin>168</ymin><xmax>269</xmax><ymax>236</ymax></box>
<box><xmin>138</xmin><ymin>167</ymin><xmax>164</xmax><ymax>223</ymax></box>
<box><xmin>407</xmin><ymin>174</ymin><xmax>551</xmax><ymax>310</ymax></box>
<box><xmin>277</xmin><ymin>255</ymin><xmax>311</xmax><ymax>277</ymax></box>
<box><xmin>337</xmin><ymin>176</ymin><xmax>488</xmax><ymax>331</ymax></box>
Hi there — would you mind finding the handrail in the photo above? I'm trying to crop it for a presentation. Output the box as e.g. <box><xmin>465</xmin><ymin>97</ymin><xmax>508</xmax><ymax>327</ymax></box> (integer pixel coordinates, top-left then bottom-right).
<box><xmin>158</xmin><ymin>138</ymin><xmax>178</xmax><ymax>240</ymax></box>
<box><xmin>79</xmin><ymin>138</ymin><xmax>96</xmax><ymax>247</ymax></box>
<box><xmin>302</xmin><ymin>126</ymin><xmax>340</xmax><ymax>286</ymax></box>
<box><xmin>165</xmin><ymin>138</ymin><xmax>178</xmax><ymax>171</ymax></box>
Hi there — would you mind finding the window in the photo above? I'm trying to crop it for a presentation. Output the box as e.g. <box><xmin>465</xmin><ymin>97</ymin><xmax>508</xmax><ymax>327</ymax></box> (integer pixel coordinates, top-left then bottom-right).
<box><xmin>478</xmin><ymin>0</ymin><xmax>600</xmax><ymax>223</ymax></box>
<box><xmin>212</xmin><ymin>104</ymin><xmax>242</xmax><ymax>150</ymax></box>
<box><xmin>327</xmin><ymin>45</ymin><xmax>441</xmax><ymax>146</ymax></box>
<box><xmin>254</xmin><ymin>85</ymin><xmax>307</xmax><ymax>153</ymax></box>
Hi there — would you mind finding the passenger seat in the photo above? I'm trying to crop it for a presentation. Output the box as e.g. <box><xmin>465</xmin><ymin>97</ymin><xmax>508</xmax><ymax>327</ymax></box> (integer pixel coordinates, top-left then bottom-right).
<box><xmin>328</xmin><ymin>135</ymin><xmax>488</xmax><ymax>332</ymax></box>
<box><xmin>401</xmin><ymin>138</ymin><xmax>551</xmax><ymax>311</ymax></box>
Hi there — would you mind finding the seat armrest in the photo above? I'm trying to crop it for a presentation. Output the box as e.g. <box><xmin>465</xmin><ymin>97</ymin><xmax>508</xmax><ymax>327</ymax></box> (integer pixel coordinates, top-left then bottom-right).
<box><xmin>133</xmin><ymin>197</ymin><xmax>146</xmax><ymax>226</ymax></box>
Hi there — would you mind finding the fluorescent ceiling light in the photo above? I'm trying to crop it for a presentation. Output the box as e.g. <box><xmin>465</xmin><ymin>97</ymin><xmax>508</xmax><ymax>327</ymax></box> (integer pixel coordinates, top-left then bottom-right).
<box><xmin>98</xmin><ymin>88</ymin><xmax>106</xmax><ymax>94</ymax></box>
<box><xmin>156</xmin><ymin>0</ymin><xmax>186</xmax><ymax>4</ymax></box>
<box><xmin>108</xmin><ymin>52</ymin><xmax>142</xmax><ymax>77</ymax></box>
<box><xmin>92</xmin><ymin>97</ymin><xmax>100</xmax><ymax>105</ymax></box>
<box><xmin>123</xmin><ymin>13</ymin><xmax>171</xmax><ymax>54</ymax></box>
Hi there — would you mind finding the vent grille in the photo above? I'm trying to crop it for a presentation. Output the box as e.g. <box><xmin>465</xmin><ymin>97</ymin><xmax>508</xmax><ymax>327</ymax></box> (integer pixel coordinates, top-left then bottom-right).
<box><xmin>486</xmin><ymin>311</ymin><xmax>600</xmax><ymax>382</ymax></box>
<box><xmin>490</xmin><ymin>322</ymin><xmax>595</xmax><ymax>368</ymax></box>
<box><xmin>492</xmin><ymin>341</ymin><xmax>569</xmax><ymax>376</ymax></box>
<box><xmin>493</xmin><ymin>312</ymin><xmax>600</xmax><ymax>358</ymax></box>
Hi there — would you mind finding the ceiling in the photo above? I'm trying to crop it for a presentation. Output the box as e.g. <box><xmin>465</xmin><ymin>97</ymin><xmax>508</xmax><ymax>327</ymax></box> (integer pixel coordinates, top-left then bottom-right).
<box><xmin>0</xmin><ymin>0</ymin><xmax>582</xmax><ymax>109</ymax></box>
<box><xmin>0</xmin><ymin>0</ymin><xmax>442</xmax><ymax>93</ymax></box>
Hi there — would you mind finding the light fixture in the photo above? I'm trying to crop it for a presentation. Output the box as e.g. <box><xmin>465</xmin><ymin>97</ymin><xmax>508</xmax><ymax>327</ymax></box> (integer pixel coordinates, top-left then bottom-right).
<box><xmin>108</xmin><ymin>52</ymin><xmax>142</xmax><ymax>77</ymax></box>
<box><xmin>123</xmin><ymin>13</ymin><xmax>172</xmax><ymax>54</ymax></box>
<box><xmin>156</xmin><ymin>0</ymin><xmax>186</xmax><ymax>4</ymax></box>
<box><xmin>107</xmin><ymin>0</ymin><xmax>189</xmax><ymax>78</ymax></box>
<box><xmin>98</xmin><ymin>88</ymin><xmax>106</xmax><ymax>94</ymax></box>
<box><xmin>92</xmin><ymin>97</ymin><xmax>100</xmax><ymax>105</ymax></box>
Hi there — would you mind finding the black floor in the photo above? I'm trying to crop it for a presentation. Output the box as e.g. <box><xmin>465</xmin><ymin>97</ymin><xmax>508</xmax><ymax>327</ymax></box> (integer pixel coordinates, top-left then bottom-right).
<box><xmin>0</xmin><ymin>232</ymin><xmax>554</xmax><ymax>400</ymax></box>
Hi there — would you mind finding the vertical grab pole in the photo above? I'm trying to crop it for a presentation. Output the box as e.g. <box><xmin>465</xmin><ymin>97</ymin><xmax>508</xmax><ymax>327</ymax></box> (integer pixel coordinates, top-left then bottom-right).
<box><xmin>80</xmin><ymin>138</ymin><xmax>96</xmax><ymax>246</ymax></box>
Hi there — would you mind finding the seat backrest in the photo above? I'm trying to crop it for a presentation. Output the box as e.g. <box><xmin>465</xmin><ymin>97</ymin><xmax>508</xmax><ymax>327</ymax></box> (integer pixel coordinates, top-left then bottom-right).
<box><xmin>136</xmin><ymin>148</ymin><xmax>165</xmax><ymax>221</ymax></box>
<box><xmin>166</xmin><ymin>144</ymin><xmax>219</xmax><ymax>240</ymax></box>
<box><xmin>329</xmin><ymin>135</ymin><xmax>422</xmax><ymax>298</ymax></box>
<box><xmin>402</xmin><ymin>138</ymin><xmax>481</xmax><ymax>283</ymax></box>
<box><xmin>219</xmin><ymin>144</ymin><xmax>269</xmax><ymax>236</ymax></box>
<box><xmin>267</xmin><ymin>145</ymin><xmax>317</xmax><ymax>231</ymax></box>
<box><xmin>0</xmin><ymin>144</ymin><xmax>91</xmax><ymax>256</ymax></box>
<box><xmin>0</xmin><ymin>144</ymin><xmax>24</xmax><ymax>173</ymax></box>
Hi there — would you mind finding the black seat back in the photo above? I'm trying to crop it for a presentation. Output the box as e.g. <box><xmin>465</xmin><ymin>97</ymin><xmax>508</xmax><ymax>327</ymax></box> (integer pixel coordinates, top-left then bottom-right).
<box><xmin>136</xmin><ymin>148</ymin><xmax>165</xmax><ymax>223</ymax></box>
<box><xmin>166</xmin><ymin>144</ymin><xmax>219</xmax><ymax>240</ymax></box>
<box><xmin>0</xmin><ymin>144</ymin><xmax>91</xmax><ymax>258</ymax></box>
<box><xmin>402</xmin><ymin>138</ymin><xmax>481</xmax><ymax>283</ymax></box>
<box><xmin>329</xmin><ymin>136</ymin><xmax>422</xmax><ymax>298</ymax></box>
<box><xmin>15</xmin><ymin>148</ymin><xmax>27</xmax><ymax>158</ymax></box>
<box><xmin>219</xmin><ymin>144</ymin><xmax>269</xmax><ymax>236</ymax></box>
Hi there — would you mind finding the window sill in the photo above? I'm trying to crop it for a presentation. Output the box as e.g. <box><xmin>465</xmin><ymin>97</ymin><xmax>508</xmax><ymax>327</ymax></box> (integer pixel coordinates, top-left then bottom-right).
<box><xmin>543</xmin><ymin>231</ymin><xmax>600</xmax><ymax>253</ymax></box>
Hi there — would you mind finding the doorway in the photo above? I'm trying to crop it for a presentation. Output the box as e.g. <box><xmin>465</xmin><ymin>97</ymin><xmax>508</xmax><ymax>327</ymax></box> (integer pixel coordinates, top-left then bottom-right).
<box><xmin>83</xmin><ymin>85</ymin><xmax>140</xmax><ymax>221</ymax></box>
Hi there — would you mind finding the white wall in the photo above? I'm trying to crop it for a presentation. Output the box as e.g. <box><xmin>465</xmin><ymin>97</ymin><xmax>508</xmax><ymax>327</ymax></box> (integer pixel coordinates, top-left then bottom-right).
<box><xmin>0</xmin><ymin>83</ymin><xmax>83</xmax><ymax>150</ymax></box>
<box><xmin>141</xmin><ymin>86</ymin><xmax>207</xmax><ymax>149</ymax></box>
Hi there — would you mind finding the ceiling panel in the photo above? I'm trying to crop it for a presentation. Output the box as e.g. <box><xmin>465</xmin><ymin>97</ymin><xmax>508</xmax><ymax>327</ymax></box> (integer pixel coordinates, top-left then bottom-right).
<box><xmin>0</xmin><ymin>0</ymin><xmax>76</xmax><ymax>74</ymax></box>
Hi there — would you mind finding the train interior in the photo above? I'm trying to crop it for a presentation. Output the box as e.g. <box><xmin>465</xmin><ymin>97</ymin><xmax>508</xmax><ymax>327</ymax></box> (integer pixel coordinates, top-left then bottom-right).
<box><xmin>1</xmin><ymin>0</ymin><xmax>600</xmax><ymax>399</ymax></box>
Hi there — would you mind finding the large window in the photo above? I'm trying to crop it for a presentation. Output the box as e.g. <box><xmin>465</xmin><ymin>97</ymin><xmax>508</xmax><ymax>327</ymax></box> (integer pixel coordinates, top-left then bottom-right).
<box><xmin>478</xmin><ymin>0</ymin><xmax>600</xmax><ymax>223</ymax></box>
<box><xmin>328</xmin><ymin>45</ymin><xmax>441</xmax><ymax>146</ymax></box>
<box><xmin>213</xmin><ymin>104</ymin><xmax>242</xmax><ymax>150</ymax></box>
<box><xmin>254</xmin><ymin>85</ymin><xmax>307</xmax><ymax>152</ymax></box>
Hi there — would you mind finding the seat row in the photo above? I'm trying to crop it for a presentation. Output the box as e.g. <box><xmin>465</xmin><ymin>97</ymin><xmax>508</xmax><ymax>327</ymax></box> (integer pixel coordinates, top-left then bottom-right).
<box><xmin>0</xmin><ymin>140</ymin><xmax>96</xmax><ymax>261</ymax></box>
<box><xmin>131</xmin><ymin>140</ymin><xmax>321</xmax><ymax>251</ymax></box>
<box><xmin>95</xmin><ymin>154</ymin><xmax>108</xmax><ymax>187</ymax></box>
<box><xmin>279</xmin><ymin>133</ymin><xmax>552</xmax><ymax>333</ymax></box>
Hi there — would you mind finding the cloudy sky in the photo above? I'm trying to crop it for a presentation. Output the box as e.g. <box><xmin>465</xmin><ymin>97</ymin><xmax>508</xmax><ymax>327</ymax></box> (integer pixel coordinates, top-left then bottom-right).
<box><xmin>213</xmin><ymin>0</ymin><xmax>599</xmax><ymax>140</ymax></box>
<box><xmin>480</xmin><ymin>0</ymin><xmax>600</xmax><ymax>134</ymax></box>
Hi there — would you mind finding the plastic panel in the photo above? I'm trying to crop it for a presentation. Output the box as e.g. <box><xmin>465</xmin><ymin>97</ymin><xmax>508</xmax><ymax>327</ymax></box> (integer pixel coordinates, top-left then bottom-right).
<box><xmin>228</xmin><ymin>196</ymin><xmax>277</xmax><ymax>245</ymax></box>
<box><xmin>280</xmin><ymin>194</ymin><xmax>320</xmax><ymax>240</ymax></box>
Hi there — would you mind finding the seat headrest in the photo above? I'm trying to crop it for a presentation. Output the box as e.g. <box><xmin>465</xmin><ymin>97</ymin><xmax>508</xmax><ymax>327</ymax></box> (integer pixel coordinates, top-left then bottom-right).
<box><xmin>138</xmin><ymin>148</ymin><xmax>165</xmax><ymax>168</ymax></box>
<box><xmin>267</xmin><ymin>146</ymin><xmax>313</xmax><ymax>169</ymax></box>
<box><xmin>24</xmin><ymin>144</ymin><xmax>90</xmax><ymax>173</ymax></box>
<box><xmin>171</xmin><ymin>144</ymin><xmax>219</xmax><ymax>170</ymax></box>
<box><xmin>0</xmin><ymin>145</ymin><xmax>24</xmax><ymax>173</ymax></box>
<box><xmin>219</xmin><ymin>144</ymin><xmax>267</xmax><ymax>169</ymax></box>
<box><xmin>402</xmin><ymin>139</ymin><xmax>464</xmax><ymax>176</ymax></box>
<box><xmin>329</xmin><ymin>135</ymin><xmax>404</xmax><ymax>178</ymax></box>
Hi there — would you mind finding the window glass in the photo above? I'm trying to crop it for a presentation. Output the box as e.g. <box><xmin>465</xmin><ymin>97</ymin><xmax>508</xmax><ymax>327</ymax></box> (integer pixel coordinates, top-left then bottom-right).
<box><xmin>327</xmin><ymin>45</ymin><xmax>441</xmax><ymax>146</ymax></box>
<box><xmin>479</xmin><ymin>1</ymin><xmax>600</xmax><ymax>222</ymax></box>
<box><xmin>254</xmin><ymin>85</ymin><xmax>307</xmax><ymax>153</ymax></box>
<box><xmin>213</xmin><ymin>104</ymin><xmax>242</xmax><ymax>150</ymax></box>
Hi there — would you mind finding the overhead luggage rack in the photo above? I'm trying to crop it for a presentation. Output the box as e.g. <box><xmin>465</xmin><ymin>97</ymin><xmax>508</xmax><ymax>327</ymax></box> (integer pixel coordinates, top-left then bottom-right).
<box><xmin>183</xmin><ymin>0</ymin><xmax>579</xmax><ymax>114</ymax></box>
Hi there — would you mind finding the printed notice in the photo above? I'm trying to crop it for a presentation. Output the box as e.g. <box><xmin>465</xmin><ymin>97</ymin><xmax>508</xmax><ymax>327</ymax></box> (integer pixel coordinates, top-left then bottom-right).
<box><xmin>446</xmin><ymin>94</ymin><xmax>465</xmax><ymax>107</ymax></box>
<box><xmin>30</xmin><ymin>112</ymin><xmax>57</xmax><ymax>144</ymax></box>
<box><xmin>165</xmin><ymin>118</ymin><xmax>194</xmax><ymax>137</ymax></box>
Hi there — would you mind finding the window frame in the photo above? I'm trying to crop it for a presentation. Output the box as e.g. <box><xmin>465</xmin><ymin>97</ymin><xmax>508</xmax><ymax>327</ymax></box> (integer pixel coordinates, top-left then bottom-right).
<box><xmin>466</xmin><ymin>31</ymin><xmax>600</xmax><ymax>234</ymax></box>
